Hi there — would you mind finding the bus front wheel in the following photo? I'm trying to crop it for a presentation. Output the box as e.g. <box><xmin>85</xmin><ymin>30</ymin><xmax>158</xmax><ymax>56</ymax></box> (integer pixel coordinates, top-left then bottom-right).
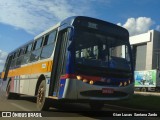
<box><xmin>37</xmin><ymin>80</ymin><xmax>50</xmax><ymax>111</ymax></box>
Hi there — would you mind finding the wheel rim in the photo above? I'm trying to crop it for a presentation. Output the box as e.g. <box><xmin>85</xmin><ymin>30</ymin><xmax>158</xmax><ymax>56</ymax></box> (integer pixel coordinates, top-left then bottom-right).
<box><xmin>37</xmin><ymin>87</ymin><xmax>45</xmax><ymax>105</ymax></box>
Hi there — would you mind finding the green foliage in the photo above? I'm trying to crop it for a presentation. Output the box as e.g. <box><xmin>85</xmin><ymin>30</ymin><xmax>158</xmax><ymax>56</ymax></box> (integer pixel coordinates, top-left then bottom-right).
<box><xmin>107</xmin><ymin>94</ymin><xmax>160</xmax><ymax>110</ymax></box>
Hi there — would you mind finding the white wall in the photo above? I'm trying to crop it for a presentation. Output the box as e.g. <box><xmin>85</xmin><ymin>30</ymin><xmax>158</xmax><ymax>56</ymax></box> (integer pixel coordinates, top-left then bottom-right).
<box><xmin>130</xmin><ymin>31</ymin><xmax>151</xmax><ymax>45</ymax></box>
<box><xmin>129</xmin><ymin>30</ymin><xmax>160</xmax><ymax>70</ymax></box>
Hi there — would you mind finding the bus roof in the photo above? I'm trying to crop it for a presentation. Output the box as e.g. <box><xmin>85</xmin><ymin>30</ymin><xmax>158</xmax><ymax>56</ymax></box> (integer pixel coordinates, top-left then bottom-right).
<box><xmin>8</xmin><ymin>16</ymin><xmax>128</xmax><ymax>55</ymax></box>
<box><xmin>8</xmin><ymin>16</ymin><xmax>77</xmax><ymax>55</ymax></box>
<box><xmin>35</xmin><ymin>16</ymin><xmax>78</xmax><ymax>39</ymax></box>
<box><xmin>34</xmin><ymin>22</ymin><xmax>61</xmax><ymax>40</ymax></box>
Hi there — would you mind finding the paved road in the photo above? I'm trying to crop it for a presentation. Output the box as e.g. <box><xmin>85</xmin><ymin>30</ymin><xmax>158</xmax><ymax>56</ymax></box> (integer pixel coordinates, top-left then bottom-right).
<box><xmin>134</xmin><ymin>91</ymin><xmax>160</xmax><ymax>96</ymax></box>
<box><xmin>0</xmin><ymin>89</ymin><xmax>159</xmax><ymax>120</ymax></box>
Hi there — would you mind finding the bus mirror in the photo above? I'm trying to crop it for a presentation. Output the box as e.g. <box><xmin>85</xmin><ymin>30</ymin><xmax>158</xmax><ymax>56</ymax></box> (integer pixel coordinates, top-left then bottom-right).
<box><xmin>67</xmin><ymin>26</ymin><xmax>74</xmax><ymax>41</ymax></box>
<box><xmin>68</xmin><ymin>41</ymin><xmax>74</xmax><ymax>51</ymax></box>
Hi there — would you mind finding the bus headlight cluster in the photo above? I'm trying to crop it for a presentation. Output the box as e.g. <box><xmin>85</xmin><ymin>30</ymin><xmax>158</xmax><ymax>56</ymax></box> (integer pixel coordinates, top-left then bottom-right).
<box><xmin>119</xmin><ymin>80</ymin><xmax>131</xmax><ymax>87</ymax></box>
<box><xmin>76</xmin><ymin>76</ymin><xmax>94</xmax><ymax>85</ymax></box>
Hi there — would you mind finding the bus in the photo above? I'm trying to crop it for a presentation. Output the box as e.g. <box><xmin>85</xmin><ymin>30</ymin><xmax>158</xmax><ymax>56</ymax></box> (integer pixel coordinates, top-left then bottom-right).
<box><xmin>1</xmin><ymin>16</ymin><xmax>134</xmax><ymax>111</ymax></box>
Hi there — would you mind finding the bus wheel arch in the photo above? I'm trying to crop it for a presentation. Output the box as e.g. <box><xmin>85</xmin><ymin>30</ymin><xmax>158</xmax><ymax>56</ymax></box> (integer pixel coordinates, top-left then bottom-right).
<box><xmin>35</xmin><ymin>75</ymin><xmax>50</xmax><ymax>111</ymax></box>
<box><xmin>36</xmin><ymin>79</ymin><xmax>50</xmax><ymax>111</ymax></box>
<box><xmin>35</xmin><ymin>74</ymin><xmax>46</xmax><ymax>96</ymax></box>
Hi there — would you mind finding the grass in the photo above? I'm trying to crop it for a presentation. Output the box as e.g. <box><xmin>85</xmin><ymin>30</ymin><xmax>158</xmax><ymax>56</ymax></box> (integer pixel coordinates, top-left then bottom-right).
<box><xmin>107</xmin><ymin>94</ymin><xmax>160</xmax><ymax>111</ymax></box>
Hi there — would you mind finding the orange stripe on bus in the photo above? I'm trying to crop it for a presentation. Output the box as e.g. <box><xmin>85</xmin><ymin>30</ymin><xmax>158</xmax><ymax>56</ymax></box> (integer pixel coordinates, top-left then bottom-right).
<box><xmin>1</xmin><ymin>60</ymin><xmax>53</xmax><ymax>78</ymax></box>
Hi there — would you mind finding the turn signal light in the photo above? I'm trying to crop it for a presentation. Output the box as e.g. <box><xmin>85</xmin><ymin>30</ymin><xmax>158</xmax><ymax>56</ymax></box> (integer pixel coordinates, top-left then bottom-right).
<box><xmin>77</xmin><ymin>76</ymin><xmax>82</xmax><ymax>80</ymax></box>
<box><xmin>124</xmin><ymin>82</ymin><xmax>127</xmax><ymax>86</ymax></box>
<box><xmin>83</xmin><ymin>79</ymin><xmax>88</xmax><ymax>83</ymax></box>
<box><xmin>128</xmin><ymin>80</ymin><xmax>131</xmax><ymax>84</ymax></box>
<box><xmin>89</xmin><ymin>80</ymin><xmax>94</xmax><ymax>85</ymax></box>
<box><xmin>119</xmin><ymin>82</ymin><xmax>122</xmax><ymax>87</ymax></box>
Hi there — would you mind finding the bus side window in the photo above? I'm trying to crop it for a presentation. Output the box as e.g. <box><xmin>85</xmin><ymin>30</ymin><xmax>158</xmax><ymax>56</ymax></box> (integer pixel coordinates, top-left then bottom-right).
<box><xmin>16</xmin><ymin>49</ymin><xmax>21</xmax><ymax>66</ymax></box>
<box><xmin>13</xmin><ymin>50</ymin><xmax>19</xmax><ymax>67</ymax></box>
<box><xmin>30</xmin><ymin>38</ymin><xmax>43</xmax><ymax>62</ymax></box>
<box><xmin>16</xmin><ymin>48</ymin><xmax>25</xmax><ymax>66</ymax></box>
<box><xmin>41</xmin><ymin>30</ymin><xmax>57</xmax><ymax>59</ymax></box>
<box><xmin>21</xmin><ymin>43</ymin><xmax>33</xmax><ymax>65</ymax></box>
<box><xmin>10</xmin><ymin>52</ymin><xmax>17</xmax><ymax>68</ymax></box>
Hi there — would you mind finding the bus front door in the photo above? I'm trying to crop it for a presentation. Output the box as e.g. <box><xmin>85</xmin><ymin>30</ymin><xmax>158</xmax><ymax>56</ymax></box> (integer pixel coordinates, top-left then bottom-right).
<box><xmin>49</xmin><ymin>28</ymin><xmax>69</xmax><ymax>97</ymax></box>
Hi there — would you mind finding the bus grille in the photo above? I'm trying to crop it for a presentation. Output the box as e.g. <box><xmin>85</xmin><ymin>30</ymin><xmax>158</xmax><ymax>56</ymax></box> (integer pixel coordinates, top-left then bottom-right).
<box><xmin>80</xmin><ymin>90</ymin><xmax>127</xmax><ymax>97</ymax></box>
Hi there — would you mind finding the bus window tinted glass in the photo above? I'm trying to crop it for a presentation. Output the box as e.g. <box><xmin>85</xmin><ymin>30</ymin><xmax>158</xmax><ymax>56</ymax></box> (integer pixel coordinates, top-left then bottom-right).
<box><xmin>75</xmin><ymin>29</ymin><xmax>131</xmax><ymax>71</ymax></box>
<box><xmin>48</xmin><ymin>31</ymin><xmax>56</xmax><ymax>44</ymax></box>
<box><xmin>22</xmin><ymin>53</ymin><xmax>30</xmax><ymax>64</ymax></box>
<box><xmin>41</xmin><ymin>30</ymin><xmax>57</xmax><ymax>59</ymax></box>
<box><xmin>30</xmin><ymin>49</ymin><xmax>41</xmax><ymax>62</ymax></box>
<box><xmin>43</xmin><ymin>31</ymin><xmax>56</xmax><ymax>46</ymax></box>
<box><xmin>27</xmin><ymin>44</ymin><xmax>32</xmax><ymax>52</ymax></box>
<box><xmin>34</xmin><ymin>38</ymin><xmax>43</xmax><ymax>50</ymax></box>
<box><xmin>41</xmin><ymin>44</ymin><xmax>54</xmax><ymax>59</ymax></box>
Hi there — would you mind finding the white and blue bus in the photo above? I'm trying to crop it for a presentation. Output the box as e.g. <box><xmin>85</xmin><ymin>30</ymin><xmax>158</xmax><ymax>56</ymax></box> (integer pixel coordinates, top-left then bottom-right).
<box><xmin>1</xmin><ymin>16</ymin><xmax>134</xmax><ymax>110</ymax></box>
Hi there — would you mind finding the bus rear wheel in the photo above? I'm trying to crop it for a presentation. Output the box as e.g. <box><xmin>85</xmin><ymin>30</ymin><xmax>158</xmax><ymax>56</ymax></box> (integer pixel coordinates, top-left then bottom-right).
<box><xmin>89</xmin><ymin>101</ymin><xmax>104</xmax><ymax>111</ymax></box>
<box><xmin>37</xmin><ymin>80</ymin><xmax>50</xmax><ymax>111</ymax></box>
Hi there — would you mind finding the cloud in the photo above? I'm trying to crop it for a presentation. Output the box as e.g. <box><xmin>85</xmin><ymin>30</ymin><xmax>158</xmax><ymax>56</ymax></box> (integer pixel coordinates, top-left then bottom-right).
<box><xmin>0</xmin><ymin>0</ymin><xmax>102</xmax><ymax>35</ymax></box>
<box><xmin>118</xmin><ymin>17</ymin><xmax>154</xmax><ymax>36</ymax></box>
<box><xmin>156</xmin><ymin>25</ymin><xmax>160</xmax><ymax>31</ymax></box>
<box><xmin>0</xmin><ymin>50</ymin><xmax>8</xmax><ymax>72</ymax></box>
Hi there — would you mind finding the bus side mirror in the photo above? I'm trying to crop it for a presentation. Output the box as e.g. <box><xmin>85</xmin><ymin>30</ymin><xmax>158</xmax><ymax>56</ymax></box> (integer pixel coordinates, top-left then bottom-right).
<box><xmin>68</xmin><ymin>41</ymin><xmax>74</xmax><ymax>51</ymax></box>
<box><xmin>67</xmin><ymin>26</ymin><xmax>74</xmax><ymax>51</ymax></box>
<box><xmin>67</xmin><ymin>26</ymin><xmax>74</xmax><ymax>41</ymax></box>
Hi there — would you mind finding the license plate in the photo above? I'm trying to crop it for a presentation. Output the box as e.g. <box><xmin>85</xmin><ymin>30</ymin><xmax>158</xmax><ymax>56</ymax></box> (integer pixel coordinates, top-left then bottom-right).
<box><xmin>102</xmin><ymin>88</ymin><xmax>114</xmax><ymax>94</ymax></box>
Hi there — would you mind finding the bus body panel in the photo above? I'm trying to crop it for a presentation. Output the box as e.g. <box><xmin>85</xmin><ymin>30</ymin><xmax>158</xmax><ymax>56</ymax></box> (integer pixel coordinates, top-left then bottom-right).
<box><xmin>2</xmin><ymin>60</ymin><xmax>52</xmax><ymax>78</ymax></box>
<box><xmin>2</xmin><ymin>59</ymin><xmax>53</xmax><ymax>96</ymax></box>
<box><xmin>14</xmin><ymin>76</ymin><xmax>20</xmax><ymax>93</ymax></box>
<box><xmin>1</xmin><ymin>78</ymin><xmax>10</xmax><ymax>93</ymax></box>
<box><xmin>59</xmin><ymin>79</ymin><xmax>78</xmax><ymax>99</ymax></box>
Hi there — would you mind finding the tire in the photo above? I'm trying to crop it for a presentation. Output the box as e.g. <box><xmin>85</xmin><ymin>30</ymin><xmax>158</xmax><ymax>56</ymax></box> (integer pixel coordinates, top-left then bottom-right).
<box><xmin>37</xmin><ymin>80</ymin><xmax>50</xmax><ymax>111</ymax></box>
<box><xmin>141</xmin><ymin>87</ymin><xmax>147</xmax><ymax>92</ymax></box>
<box><xmin>89</xmin><ymin>101</ymin><xmax>104</xmax><ymax>111</ymax></box>
<box><xmin>6</xmin><ymin>81</ymin><xmax>19</xmax><ymax>99</ymax></box>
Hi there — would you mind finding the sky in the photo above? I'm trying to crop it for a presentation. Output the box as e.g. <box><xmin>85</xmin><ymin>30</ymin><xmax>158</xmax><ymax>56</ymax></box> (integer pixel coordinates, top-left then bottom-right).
<box><xmin>0</xmin><ymin>0</ymin><xmax>160</xmax><ymax>71</ymax></box>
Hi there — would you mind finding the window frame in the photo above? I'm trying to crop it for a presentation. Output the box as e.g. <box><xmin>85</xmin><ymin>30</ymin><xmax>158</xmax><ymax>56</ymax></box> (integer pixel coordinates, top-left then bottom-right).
<box><xmin>40</xmin><ymin>30</ymin><xmax>57</xmax><ymax>59</ymax></box>
<box><xmin>30</xmin><ymin>37</ymin><xmax>44</xmax><ymax>62</ymax></box>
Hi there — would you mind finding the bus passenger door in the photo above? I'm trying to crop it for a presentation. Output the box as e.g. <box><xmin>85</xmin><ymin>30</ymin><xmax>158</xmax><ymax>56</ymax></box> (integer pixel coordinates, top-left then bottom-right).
<box><xmin>49</xmin><ymin>28</ymin><xmax>69</xmax><ymax>96</ymax></box>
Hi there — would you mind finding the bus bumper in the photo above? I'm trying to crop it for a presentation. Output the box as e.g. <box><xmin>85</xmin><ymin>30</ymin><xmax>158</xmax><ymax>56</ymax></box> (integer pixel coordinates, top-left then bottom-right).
<box><xmin>60</xmin><ymin>79</ymin><xmax>134</xmax><ymax>101</ymax></box>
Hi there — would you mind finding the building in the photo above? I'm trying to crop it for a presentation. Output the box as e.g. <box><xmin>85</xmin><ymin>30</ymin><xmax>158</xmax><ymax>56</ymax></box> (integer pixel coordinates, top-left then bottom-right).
<box><xmin>130</xmin><ymin>30</ymin><xmax>160</xmax><ymax>71</ymax></box>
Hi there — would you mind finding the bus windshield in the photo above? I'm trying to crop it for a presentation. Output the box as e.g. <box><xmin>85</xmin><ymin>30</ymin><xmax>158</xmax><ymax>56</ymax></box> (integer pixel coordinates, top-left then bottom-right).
<box><xmin>74</xmin><ymin>28</ymin><xmax>131</xmax><ymax>71</ymax></box>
